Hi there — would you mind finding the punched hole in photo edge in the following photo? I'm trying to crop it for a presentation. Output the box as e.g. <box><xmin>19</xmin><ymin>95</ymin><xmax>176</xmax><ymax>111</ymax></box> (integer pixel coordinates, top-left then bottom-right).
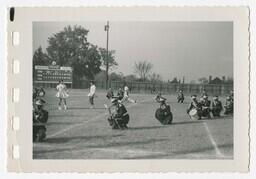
<box><xmin>12</xmin><ymin>32</ymin><xmax>20</xmax><ymax>46</ymax></box>
<box><xmin>12</xmin><ymin>88</ymin><xmax>20</xmax><ymax>103</ymax></box>
<box><xmin>12</xmin><ymin>145</ymin><xmax>20</xmax><ymax>159</ymax></box>
<box><xmin>12</xmin><ymin>116</ymin><xmax>20</xmax><ymax>131</ymax></box>
<box><xmin>13</xmin><ymin>60</ymin><xmax>20</xmax><ymax>74</ymax></box>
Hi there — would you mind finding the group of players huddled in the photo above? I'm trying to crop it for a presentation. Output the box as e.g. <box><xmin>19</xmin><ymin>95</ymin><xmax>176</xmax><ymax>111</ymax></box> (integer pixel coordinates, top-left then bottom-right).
<box><xmin>186</xmin><ymin>90</ymin><xmax>233</xmax><ymax>120</ymax></box>
<box><xmin>32</xmin><ymin>81</ymin><xmax>234</xmax><ymax>142</ymax></box>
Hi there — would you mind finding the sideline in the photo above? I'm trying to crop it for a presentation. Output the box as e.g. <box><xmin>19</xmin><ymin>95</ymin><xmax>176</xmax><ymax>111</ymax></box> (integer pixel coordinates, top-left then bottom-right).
<box><xmin>203</xmin><ymin>122</ymin><xmax>225</xmax><ymax>158</ymax></box>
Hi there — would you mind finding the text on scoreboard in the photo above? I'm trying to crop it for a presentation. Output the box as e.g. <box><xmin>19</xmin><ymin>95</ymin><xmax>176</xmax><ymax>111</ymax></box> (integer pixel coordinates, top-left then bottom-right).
<box><xmin>34</xmin><ymin>65</ymin><xmax>73</xmax><ymax>83</ymax></box>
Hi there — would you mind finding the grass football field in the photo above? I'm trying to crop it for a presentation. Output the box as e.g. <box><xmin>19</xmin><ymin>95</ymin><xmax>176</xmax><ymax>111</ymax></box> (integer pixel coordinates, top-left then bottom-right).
<box><xmin>33</xmin><ymin>88</ymin><xmax>233</xmax><ymax>159</ymax></box>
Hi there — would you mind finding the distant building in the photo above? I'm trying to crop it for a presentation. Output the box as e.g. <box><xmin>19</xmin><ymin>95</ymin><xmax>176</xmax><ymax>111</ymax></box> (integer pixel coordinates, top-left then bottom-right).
<box><xmin>208</xmin><ymin>76</ymin><xmax>233</xmax><ymax>84</ymax></box>
<box><xmin>208</xmin><ymin>77</ymin><xmax>223</xmax><ymax>84</ymax></box>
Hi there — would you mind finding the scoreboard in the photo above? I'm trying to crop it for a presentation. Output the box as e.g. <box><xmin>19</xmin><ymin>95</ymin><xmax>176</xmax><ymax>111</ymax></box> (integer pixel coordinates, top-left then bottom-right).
<box><xmin>34</xmin><ymin>65</ymin><xmax>73</xmax><ymax>83</ymax></box>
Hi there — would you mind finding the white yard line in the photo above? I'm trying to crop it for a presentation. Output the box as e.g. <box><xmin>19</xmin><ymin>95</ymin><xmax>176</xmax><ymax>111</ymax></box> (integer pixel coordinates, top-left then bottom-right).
<box><xmin>203</xmin><ymin>122</ymin><xmax>225</xmax><ymax>158</ymax></box>
<box><xmin>47</xmin><ymin>99</ymin><xmax>150</xmax><ymax>138</ymax></box>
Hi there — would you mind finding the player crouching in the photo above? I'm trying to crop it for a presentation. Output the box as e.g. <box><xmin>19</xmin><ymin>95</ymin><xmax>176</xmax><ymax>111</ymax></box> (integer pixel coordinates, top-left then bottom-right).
<box><xmin>187</xmin><ymin>95</ymin><xmax>202</xmax><ymax>120</ymax></box>
<box><xmin>224</xmin><ymin>96</ymin><xmax>233</xmax><ymax>115</ymax></box>
<box><xmin>200</xmin><ymin>95</ymin><xmax>211</xmax><ymax>119</ymax></box>
<box><xmin>105</xmin><ymin>97</ymin><xmax>130</xmax><ymax>129</ymax></box>
<box><xmin>33</xmin><ymin>99</ymin><xmax>48</xmax><ymax>142</ymax></box>
<box><xmin>211</xmin><ymin>96</ymin><xmax>223</xmax><ymax>117</ymax></box>
<box><xmin>155</xmin><ymin>93</ymin><xmax>173</xmax><ymax>125</ymax></box>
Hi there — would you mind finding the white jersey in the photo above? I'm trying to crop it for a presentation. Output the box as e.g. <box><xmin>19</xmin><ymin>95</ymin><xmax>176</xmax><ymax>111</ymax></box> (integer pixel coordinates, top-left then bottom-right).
<box><xmin>56</xmin><ymin>83</ymin><xmax>69</xmax><ymax>98</ymax></box>
<box><xmin>124</xmin><ymin>86</ymin><xmax>129</xmax><ymax>96</ymax></box>
<box><xmin>56</xmin><ymin>83</ymin><xmax>66</xmax><ymax>92</ymax></box>
<box><xmin>88</xmin><ymin>85</ymin><xmax>96</xmax><ymax>97</ymax></box>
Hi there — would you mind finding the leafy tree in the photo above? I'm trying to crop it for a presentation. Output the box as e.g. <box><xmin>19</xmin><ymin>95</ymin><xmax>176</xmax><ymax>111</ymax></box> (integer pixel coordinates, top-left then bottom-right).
<box><xmin>46</xmin><ymin>25</ymin><xmax>102</xmax><ymax>82</ymax></box>
<box><xmin>99</xmin><ymin>48</ymin><xmax>118</xmax><ymax>88</ymax></box>
<box><xmin>33</xmin><ymin>46</ymin><xmax>50</xmax><ymax>78</ymax></box>
<box><xmin>33</xmin><ymin>46</ymin><xmax>50</xmax><ymax>66</ymax></box>
<box><xmin>109</xmin><ymin>72</ymin><xmax>124</xmax><ymax>81</ymax></box>
<box><xmin>133</xmin><ymin>61</ymin><xmax>153</xmax><ymax>81</ymax></box>
<box><xmin>99</xmin><ymin>48</ymin><xmax>118</xmax><ymax>71</ymax></box>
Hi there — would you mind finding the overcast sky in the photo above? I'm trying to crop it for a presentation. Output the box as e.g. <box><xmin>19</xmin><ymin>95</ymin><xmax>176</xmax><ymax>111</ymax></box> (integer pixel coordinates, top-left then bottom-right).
<box><xmin>33</xmin><ymin>21</ymin><xmax>233</xmax><ymax>82</ymax></box>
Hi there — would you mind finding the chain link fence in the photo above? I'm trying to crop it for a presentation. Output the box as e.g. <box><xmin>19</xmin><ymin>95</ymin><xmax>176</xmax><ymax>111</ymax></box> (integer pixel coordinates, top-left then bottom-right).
<box><xmin>34</xmin><ymin>80</ymin><xmax>233</xmax><ymax>96</ymax></box>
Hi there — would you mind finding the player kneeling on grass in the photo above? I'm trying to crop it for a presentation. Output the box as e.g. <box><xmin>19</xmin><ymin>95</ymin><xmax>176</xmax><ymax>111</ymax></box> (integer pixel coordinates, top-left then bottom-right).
<box><xmin>155</xmin><ymin>93</ymin><xmax>173</xmax><ymax>125</ymax></box>
<box><xmin>56</xmin><ymin>80</ymin><xmax>69</xmax><ymax>110</ymax></box>
<box><xmin>33</xmin><ymin>99</ymin><xmax>48</xmax><ymax>142</ymax></box>
<box><xmin>211</xmin><ymin>96</ymin><xmax>223</xmax><ymax>117</ymax></box>
<box><xmin>224</xmin><ymin>96</ymin><xmax>233</xmax><ymax>115</ymax></box>
<box><xmin>105</xmin><ymin>97</ymin><xmax>130</xmax><ymax>129</ymax></box>
<box><xmin>200</xmin><ymin>95</ymin><xmax>211</xmax><ymax>119</ymax></box>
<box><xmin>187</xmin><ymin>95</ymin><xmax>202</xmax><ymax>120</ymax></box>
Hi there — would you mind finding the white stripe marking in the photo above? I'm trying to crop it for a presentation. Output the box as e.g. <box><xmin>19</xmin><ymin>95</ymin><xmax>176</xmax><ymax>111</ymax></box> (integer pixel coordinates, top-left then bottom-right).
<box><xmin>47</xmin><ymin>99</ymin><xmax>150</xmax><ymax>138</ymax></box>
<box><xmin>203</xmin><ymin>122</ymin><xmax>225</xmax><ymax>158</ymax></box>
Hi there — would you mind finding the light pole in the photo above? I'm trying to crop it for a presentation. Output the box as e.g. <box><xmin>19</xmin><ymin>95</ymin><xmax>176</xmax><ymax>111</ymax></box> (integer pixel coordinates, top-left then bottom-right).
<box><xmin>105</xmin><ymin>21</ymin><xmax>109</xmax><ymax>89</ymax></box>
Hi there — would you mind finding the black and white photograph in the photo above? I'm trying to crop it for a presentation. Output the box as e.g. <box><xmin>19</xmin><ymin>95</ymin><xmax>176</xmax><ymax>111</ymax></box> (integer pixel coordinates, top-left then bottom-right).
<box><xmin>32</xmin><ymin>21</ymin><xmax>234</xmax><ymax>159</ymax></box>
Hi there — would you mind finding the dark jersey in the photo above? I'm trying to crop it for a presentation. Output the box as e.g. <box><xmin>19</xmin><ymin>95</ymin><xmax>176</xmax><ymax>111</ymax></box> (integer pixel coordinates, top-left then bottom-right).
<box><xmin>225</xmin><ymin>100</ymin><xmax>233</xmax><ymax>109</ymax></box>
<box><xmin>114</xmin><ymin>104</ymin><xmax>128</xmax><ymax>118</ymax></box>
<box><xmin>106</xmin><ymin>90</ymin><xmax>114</xmax><ymax>99</ymax></box>
<box><xmin>212</xmin><ymin>100</ymin><xmax>223</xmax><ymax>110</ymax></box>
<box><xmin>33</xmin><ymin>109</ymin><xmax>48</xmax><ymax>123</ymax></box>
<box><xmin>117</xmin><ymin>90</ymin><xmax>124</xmax><ymax>100</ymax></box>
<box><xmin>201</xmin><ymin>99</ymin><xmax>211</xmax><ymax>108</ymax></box>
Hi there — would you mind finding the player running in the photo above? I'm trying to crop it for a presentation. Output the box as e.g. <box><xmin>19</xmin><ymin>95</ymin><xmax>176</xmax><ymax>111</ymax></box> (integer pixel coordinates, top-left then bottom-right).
<box><xmin>56</xmin><ymin>80</ymin><xmax>69</xmax><ymax>110</ymax></box>
<box><xmin>120</xmin><ymin>85</ymin><xmax>136</xmax><ymax>103</ymax></box>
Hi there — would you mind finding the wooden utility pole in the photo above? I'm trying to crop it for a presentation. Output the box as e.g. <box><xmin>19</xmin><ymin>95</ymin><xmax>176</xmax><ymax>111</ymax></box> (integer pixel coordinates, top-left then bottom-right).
<box><xmin>105</xmin><ymin>21</ymin><xmax>110</xmax><ymax>89</ymax></box>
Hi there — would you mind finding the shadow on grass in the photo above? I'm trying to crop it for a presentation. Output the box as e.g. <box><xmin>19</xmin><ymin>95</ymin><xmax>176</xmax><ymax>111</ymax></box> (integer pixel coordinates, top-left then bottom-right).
<box><xmin>128</xmin><ymin>126</ymin><xmax>169</xmax><ymax>130</ymax></box>
<box><xmin>48</xmin><ymin>114</ymin><xmax>83</xmax><ymax>118</ymax></box>
<box><xmin>171</xmin><ymin>120</ymin><xmax>203</xmax><ymax>125</ymax></box>
<box><xmin>46</xmin><ymin>121</ymin><xmax>83</xmax><ymax>126</ymax></box>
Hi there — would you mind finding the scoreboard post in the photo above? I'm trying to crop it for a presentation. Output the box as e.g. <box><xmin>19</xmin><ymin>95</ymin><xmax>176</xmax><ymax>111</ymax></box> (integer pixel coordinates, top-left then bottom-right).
<box><xmin>34</xmin><ymin>65</ymin><xmax>73</xmax><ymax>88</ymax></box>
